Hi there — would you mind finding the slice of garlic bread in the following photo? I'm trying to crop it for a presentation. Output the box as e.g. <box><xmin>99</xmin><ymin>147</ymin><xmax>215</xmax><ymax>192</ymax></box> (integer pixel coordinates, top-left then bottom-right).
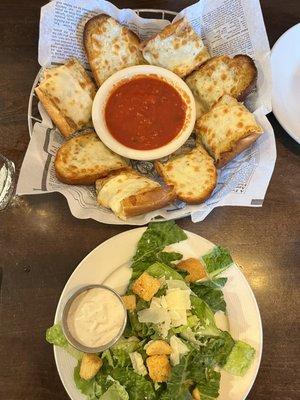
<box><xmin>96</xmin><ymin>170</ymin><xmax>176</xmax><ymax>220</ymax></box>
<box><xmin>155</xmin><ymin>145</ymin><xmax>217</xmax><ymax>204</ymax></box>
<box><xmin>141</xmin><ymin>18</ymin><xmax>210</xmax><ymax>78</ymax></box>
<box><xmin>186</xmin><ymin>55</ymin><xmax>257</xmax><ymax>117</ymax></box>
<box><xmin>84</xmin><ymin>15</ymin><xmax>144</xmax><ymax>86</ymax></box>
<box><xmin>55</xmin><ymin>131</ymin><xmax>128</xmax><ymax>185</ymax></box>
<box><xmin>195</xmin><ymin>95</ymin><xmax>263</xmax><ymax>167</ymax></box>
<box><xmin>35</xmin><ymin>58</ymin><xmax>96</xmax><ymax>137</ymax></box>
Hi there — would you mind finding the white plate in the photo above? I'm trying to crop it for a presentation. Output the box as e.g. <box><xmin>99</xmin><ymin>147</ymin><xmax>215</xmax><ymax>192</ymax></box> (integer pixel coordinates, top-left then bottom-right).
<box><xmin>271</xmin><ymin>23</ymin><xmax>300</xmax><ymax>143</ymax></box>
<box><xmin>53</xmin><ymin>228</ymin><xmax>263</xmax><ymax>400</ymax></box>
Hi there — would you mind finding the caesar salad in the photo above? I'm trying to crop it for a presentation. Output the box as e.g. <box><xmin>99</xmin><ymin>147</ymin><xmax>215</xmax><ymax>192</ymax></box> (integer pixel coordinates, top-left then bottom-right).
<box><xmin>47</xmin><ymin>222</ymin><xmax>255</xmax><ymax>400</ymax></box>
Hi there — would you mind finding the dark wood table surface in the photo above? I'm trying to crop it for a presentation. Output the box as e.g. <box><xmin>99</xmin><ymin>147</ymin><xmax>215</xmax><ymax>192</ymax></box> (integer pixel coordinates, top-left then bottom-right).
<box><xmin>0</xmin><ymin>1</ymin><xmax>299</xmax><ymax>399</ymax></box>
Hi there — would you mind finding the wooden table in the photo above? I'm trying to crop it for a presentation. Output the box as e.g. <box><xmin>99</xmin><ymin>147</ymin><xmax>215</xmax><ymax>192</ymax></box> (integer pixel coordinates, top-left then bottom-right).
<box><xmin>0</xmin><ymin>1</ymin><xmax>299</xmax><ymax>399</ymax></box>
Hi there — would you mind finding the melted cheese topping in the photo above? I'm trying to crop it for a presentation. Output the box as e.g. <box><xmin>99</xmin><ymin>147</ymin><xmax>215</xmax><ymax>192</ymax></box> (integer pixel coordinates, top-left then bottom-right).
<box><xmin>187</xmin><ymin>60</ymin><xmax>236</xmax><ymax>111</ymax></box>
<box><xmin>197</xmin><ymin>96</ymin><xmax>263</xmax><ymax>159</ymax></box>
<box><xmin>143</xmin><ymin>19</ymin><xmax>210</xmax><ymax>77</ymax></box>
<box><xmin>97</xmin><ymin>173</ymin><xmax>159</xmax><ymax>218</ymax></box>
<box><xmin>40</xmin><ymin>64</ymin><xmax>93</xmax><ymax>126</ymax></box>
<box><xmin>89</xmin><ymin>18</ymin><xmax>144</xmax><ymax>84</ymax></box>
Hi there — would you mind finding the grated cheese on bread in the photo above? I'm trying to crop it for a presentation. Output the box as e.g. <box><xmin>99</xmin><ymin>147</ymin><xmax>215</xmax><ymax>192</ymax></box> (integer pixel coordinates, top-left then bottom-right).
<box><xmin>95</xmin><ymin>170</ymin><xmax>176</xmax><ymax>220</ymax></box>
<box><xmin>155</xmin><ymin>145</ymin><xmax>217</xmax><ymax>204</ymax></box>
<box><xmin>55</xmin><ymin>131</ymin><xmax>128</xmax><ymax>185</ymax></box>
<box><xmin>195</xmin><ymin>95</ymin><xmax>263</xmax><ymax>167</ymax></box>
<box><xmin>141</xmin><ymin>18</ymin><xmax>210</xmax><ymax>78</ymax></box>
<box><xmin>84</xmin><ymin>14</ymin><xmax>145</xmax><ymax>86</ymax></box>
<box><xmin>35</xmin><ymin>58</ymin><xmax>96</xmax><ymax>137</ymax></box>
<box><xmin>186</xmin><ymin>55</ymin><xmax>257</xmax><ymax>117</ymax></box>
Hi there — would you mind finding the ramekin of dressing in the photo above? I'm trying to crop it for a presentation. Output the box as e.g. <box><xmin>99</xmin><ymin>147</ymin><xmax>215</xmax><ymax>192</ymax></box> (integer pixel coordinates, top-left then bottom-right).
<box><xmin>62</xmin><ymin>284</ymin><xmax>127</xmax><ymax>353</ymax></box>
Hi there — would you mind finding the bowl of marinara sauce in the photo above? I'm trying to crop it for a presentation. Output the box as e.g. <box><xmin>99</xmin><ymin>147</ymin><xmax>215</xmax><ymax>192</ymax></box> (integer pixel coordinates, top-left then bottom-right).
<box><xmin>92</xmin><ymin>65</ymin><xmax>196</xmax><ymax>160</ymax></box>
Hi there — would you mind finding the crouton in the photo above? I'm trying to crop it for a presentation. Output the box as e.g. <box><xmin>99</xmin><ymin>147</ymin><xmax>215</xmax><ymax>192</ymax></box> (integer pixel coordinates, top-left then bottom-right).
<box><xmin>79</xmin><ymin>353</ymin><xmax>103</xmax><ymax>380</ymax></box>
<box><xmin>192</xmin><ymin>387</ymin><xmax>201</xmax><ymax>400</ymax></box>
<box><xmin>146</xmin><ymin>355</ymin><xmax>171</xmax><ymax>382</ymax></box>
<box><xmin>132</xmin><ymin>272</ymin><xmax>161</xmax><ymax>301</ymax></box>
<box><xmin>176</xmin><ymin>258</ymin><xmax>207</xmax><ymax>282</ymax></box>
<box><xmin>146</xmin><ymin>340</ymin><xmax>172</xmax><ymax>356</ymax></box>
<box><xmin>122</xmin><ymin>294</ymin><xmax>137</xmax><ymax>312</ymax></box>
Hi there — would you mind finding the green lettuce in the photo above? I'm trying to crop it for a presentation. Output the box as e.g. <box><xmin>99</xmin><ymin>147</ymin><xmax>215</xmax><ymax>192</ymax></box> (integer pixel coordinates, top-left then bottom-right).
<box><xmin>131</xmin><ymin>221</ymin><xmax>187</xmax><ymax>279</ymax></box>
<box><xmin>195</xmin><ymin>332</ymin><xmax>235</xmax><ymax>368</ymax></box>
<box><xmin>190</xmin><ymin>296</ymin><xmax>221</xmax><ymax>337</ymax></box>
<box><xmin>193</xmin><ymin>370</ymin><xmax>220</xmax><ymax>399</ymax></box>
<box><xmin>74</xmin><ymin>364</ymin><xmax>103</xmax><ymax>399</ymax></box>
<box><xmin>161</xmin><ymin>349</ymin><xmax>221</xmax><ymax>400</ymax></box>
<box><xmin>187</xmin><ymin>351</ymin><xmax>220</xmax><ymax>399</ymax></box>
<box><xmin>74</xmin><ymin>367</ymin><xmax>129</xmax><ymax>400</ymax></box>
<box><xmin>109</xmin><ymin>337</ymin><xmax>142</xmax><ymax>367</ymax></box>
<box><xmin>128</xmin><ymin>312</ymin><xmax>156</xmax><ymax>339</ymax></box>
<box><xmin>46</xmin><ymin>323</ymin><xmax>82</xmax><ymax>360</ymax></box>
<box><xmin>160</xmin><ymin>355</ymin><xmax>193</xmax><ymax>400</ymax></box>
<box><xmin>146</xmin><ymin>262</ymin><xmax>184</xmax><ymax>281</ymax></box>
<box><xmin>190</xmin><ymin>278</ymin><xmax>227</xmax><ymax>313</ymax></box>
<box><xmin>201</xmin><ymin>246</ymin><xmax>234</xmax><ymax>278</ymax></box>
<box><xmin>224</xmin><ymin>341</ymin><xmax>255</xmax><ymax>376</ymax></box>
<box><xmin>99</xmin><ymin>381</ymin><xmax>129</xmax><ymax>400</ymax></box>
<box><xmin>108</xmin><ymin>368</ymin><xmax>156</xmax><ymax>400</ymax></box>
<box><xmin>156</xmin><ymin>251</ymin><xmax>183</xmax><ymax>266</ymax></box>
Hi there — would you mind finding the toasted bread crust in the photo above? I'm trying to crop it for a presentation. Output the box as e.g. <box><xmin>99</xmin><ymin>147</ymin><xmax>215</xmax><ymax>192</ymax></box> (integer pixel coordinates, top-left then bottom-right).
<box><xmin>195</xmin><ymin>95</ymin><xmax>263</xmax><ymax>167</ymax></box>
<box><xmin>35</xmin><ymin>58</ymin><xmax>96</xmax><ymax>137</ymax></box>
<box><xmin>140</xmin><ymin>18</ymin><xmax>183</xmax><ymax>49</ymax></box>
<box><xmin>232</xmin><ymin>54</ymin><xmax>257</xmax><ymax>100</ymax></box>
<box><xmin>84</xmin><ymin>14</ymin><xmax>143</xmax><ymax>86</ymax></box>
<box><xmin>84</xmin><ymin>14</ymin><xmax>108</xmax><ymax>86</ymax></box>
<box><xmin>121</xmin><ymin>185</ymin><xmax>176</xmax><ymax>217</ymax></box>
<box><xmin>55</xmin><ymin>131</ymin><xmax>128</xmax><ymax>185</ymax></box>
<box><xmin>185</xmin><ymin>54</ymin><xmax>257</xmax><ymax>116</ymax></box>
<box><xmin>155</xmin><ymin>146</ymin><xmax>217</xmax><ymax>204</ymax></box>
<box><xmin>95</xmin><ymin>169</ymin><xmax>176</xmax><ymax>219</ymax></box>
<box><xmin>141</xmin><ymin>17</ymin><xmax>210</xmax><ymax>78</ymax></box>
<box><xmin>35</xmin><ymin>86</ymin><xmax>76</xmax><ymax>138</ymax></box>
<box><xmin>216</xmin><ymin>132</ymin><xmax>261</xmax><ymax>168</ymax></box>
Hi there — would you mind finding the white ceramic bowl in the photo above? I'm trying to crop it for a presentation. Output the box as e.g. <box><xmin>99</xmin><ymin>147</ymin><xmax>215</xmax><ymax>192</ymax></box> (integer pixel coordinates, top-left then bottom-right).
<box><xmin>92</xmin><ymin>65</ymin><xmax>196</xmax><ymax>160</ymax></box>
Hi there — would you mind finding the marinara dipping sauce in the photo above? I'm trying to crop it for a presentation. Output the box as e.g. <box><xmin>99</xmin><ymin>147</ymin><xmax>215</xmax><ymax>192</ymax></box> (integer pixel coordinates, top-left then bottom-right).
<box><xmin>105</xmin><ymin>76</ymin><xmax>187</xmax><ymax>150</ymax></box>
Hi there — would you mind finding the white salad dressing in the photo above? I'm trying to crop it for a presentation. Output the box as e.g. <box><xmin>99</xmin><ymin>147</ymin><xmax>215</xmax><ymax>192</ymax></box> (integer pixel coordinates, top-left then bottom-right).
<box><xmin>67</xmin><ymin>287</ymin><xmax>125</xmax><ymax>348</ymax></box>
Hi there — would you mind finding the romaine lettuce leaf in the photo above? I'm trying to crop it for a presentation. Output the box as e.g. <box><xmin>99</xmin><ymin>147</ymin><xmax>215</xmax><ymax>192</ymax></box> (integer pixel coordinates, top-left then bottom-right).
<box><xmin>156</xmin><ymin>251</ymin><xmax>183</xmax><ymax>266</ymax></box>
<box><xmin>109</xmin><ymin>337</ymin><xmax>142</xmax><ymax>367</ymax></box>
<box><xmin>193</xmin><ymin>369</ymin><xmax>220</xmax><ymax>399</ymax></box>
<box><xmin>160</xmin><ymin>354</ymin><xmax>193</xmax><ymax>400</ymax></box>
<box><xmin>74</xmin><ymin>363</ymin><xmax>103</xmax><ymax>399</ymax></box>
<box><xmin>190</xmin><ymin>296</ymin><xmax>221</xmax><ymax>337</ymax></box>
<box><xmin>195</xmin><ymin>332</ymin><xmax>235</xmax><ymax>368</ymax></box>
<box><xmin>99</xmin><ymin>381</ymin><xmax>129</xmax><ymax>400</ymax></box>
<box><xmin>131</xmin><ymin>222</ymin><xmax>187</xmax><ymax>279</ymax></box>
<box><xmin>201</xmin><ymin>246</ymin><xmax>234</xmax><ymax>278</ymax></box>
<box><xmin>161</xmin><ymin>348</ymin><xmax>221</xmax><ymax>400</ymax></box>
<box><xmin>187</xmin><ymin>351</ymin><xmax>220</xmax><ymax>398</ymax></box>
<box><xmin>223</xmin><ymin>340</ymin><xmax>255</xmax><ymax>376</ymax></box>
<box><xmin>46</xmin><ymin>323</ymin><xmax>82</xmax><ymax>360</ymax></box>
<box><xmin>109</xmin><ymin>368</ymin><xmax>156</xmax><ymax>400</ymax></box>
<box><xmin>146</xmin><ymin>262</ymin><xmax>184</xmax><ymax>281</ymax></box>
<box><xmin>190</xmin><ymin>278</ymin><xmax>227</xmax><ymax>313</ymax></box>
<box><xmin>128</xmin><ymin>311</ymin><xmax>156</xmax><ymax>339</ymax></box>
